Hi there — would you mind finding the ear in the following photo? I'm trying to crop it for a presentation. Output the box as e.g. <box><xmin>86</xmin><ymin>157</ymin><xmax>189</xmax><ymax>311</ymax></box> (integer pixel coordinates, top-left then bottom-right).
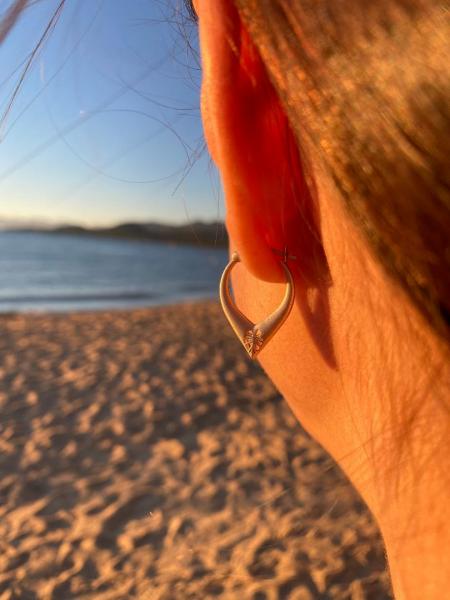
<box><xmin>197</xmin><ymin>0</ymin><xmax>326</xmax><ymax>284</ymax></box>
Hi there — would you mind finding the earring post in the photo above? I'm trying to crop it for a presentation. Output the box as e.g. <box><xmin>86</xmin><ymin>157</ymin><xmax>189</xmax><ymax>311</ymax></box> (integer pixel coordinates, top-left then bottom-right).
<box><xmin>271</xmin><ymin>247</ymin><xmax>297</xmax><ymax>262</ymax></box>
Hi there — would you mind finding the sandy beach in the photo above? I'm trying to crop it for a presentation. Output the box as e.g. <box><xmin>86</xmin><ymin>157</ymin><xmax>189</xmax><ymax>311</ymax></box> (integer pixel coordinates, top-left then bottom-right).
<box><xmin>0</xmin><ymin>301</ymin><xmax>392</xmax><ymax>600</ymax></box>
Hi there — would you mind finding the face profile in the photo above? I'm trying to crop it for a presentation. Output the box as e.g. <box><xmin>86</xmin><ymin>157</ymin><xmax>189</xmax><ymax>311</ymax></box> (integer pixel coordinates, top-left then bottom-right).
<box><xmin>0</xmin><ymin>1</ymin><xmax>448</xmax><ymax>598</ymax></box>
<box><xmin>195</xmin><ymin>1</ymin><xmax>450</xmax><ymax>598</ymax></box>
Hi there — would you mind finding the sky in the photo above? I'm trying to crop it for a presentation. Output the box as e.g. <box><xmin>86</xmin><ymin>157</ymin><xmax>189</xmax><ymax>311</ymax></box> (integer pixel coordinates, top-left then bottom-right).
<box><xmin>0</xmin><ymin>0</ymin><xmax>223</xmax><ymax>226</ymax></box>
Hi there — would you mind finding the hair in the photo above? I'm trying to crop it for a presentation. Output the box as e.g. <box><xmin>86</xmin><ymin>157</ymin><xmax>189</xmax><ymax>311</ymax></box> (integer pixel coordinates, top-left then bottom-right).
<box><xmin>229</xmin><ymin>0</ymin><xmax>450</xmax><ymax>343</ymax></box>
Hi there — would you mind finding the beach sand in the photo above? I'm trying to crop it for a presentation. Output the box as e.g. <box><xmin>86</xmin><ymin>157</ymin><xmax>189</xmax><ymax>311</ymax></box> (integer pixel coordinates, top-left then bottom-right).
<box><xmin>0</xmin><ymin>301</ymin><xmax>392</xmax><ymax>600</ymax></box>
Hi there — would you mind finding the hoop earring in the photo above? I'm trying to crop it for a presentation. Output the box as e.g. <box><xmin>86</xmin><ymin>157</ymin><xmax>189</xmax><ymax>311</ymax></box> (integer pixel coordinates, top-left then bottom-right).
<box><xmin>219</xmin><ymin>250</ymin><xmax>295</xmax><ymax>359</ymax></box>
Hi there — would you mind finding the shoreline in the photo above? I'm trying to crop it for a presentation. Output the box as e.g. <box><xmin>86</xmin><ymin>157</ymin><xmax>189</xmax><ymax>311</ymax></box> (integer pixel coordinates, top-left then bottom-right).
<box><xmin>0</xmin><ymin>301</ymin><xmax>391</xmax><ymax>599</ymax></box>
<box><xmin>0</xmin><ymin>294</ymin><xmax>220</xmax><ymax>318</ymax></box>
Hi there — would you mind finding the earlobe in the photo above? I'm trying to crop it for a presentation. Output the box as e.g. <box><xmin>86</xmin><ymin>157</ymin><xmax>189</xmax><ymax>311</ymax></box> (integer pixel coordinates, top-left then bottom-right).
<box><xmin>197</xmin><ymin>0</ymin><xmax>327</xmax><ymax>285</ymax></box>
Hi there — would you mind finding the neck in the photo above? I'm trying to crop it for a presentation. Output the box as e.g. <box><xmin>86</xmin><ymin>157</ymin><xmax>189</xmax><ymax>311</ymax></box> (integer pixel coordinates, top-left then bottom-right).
<box><xmin>350</xmin><ymin>395</ymin><xmax>450</xmax><ymax>600</ymax></box>
<box><xmin>340</xmin><ymin>250</ymin><xmax>450</xmax><ymax>600</ymax></box>
<box><xmin>386</xmin><ymin>529</ymin><xmax>450</xmax><ymax>600</ymax></box>
<box><xmin>380</xmin><ymin>460</ymin><xmax>450</xmax><ymax>599</ymax></box>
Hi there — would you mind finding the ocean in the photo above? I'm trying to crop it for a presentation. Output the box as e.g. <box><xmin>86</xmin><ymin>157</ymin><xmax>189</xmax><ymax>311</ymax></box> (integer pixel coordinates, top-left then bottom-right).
<box><xmin>0</xmin><ymin>231</ymin><xmax>228</xmax><ymax>313</ymax></box>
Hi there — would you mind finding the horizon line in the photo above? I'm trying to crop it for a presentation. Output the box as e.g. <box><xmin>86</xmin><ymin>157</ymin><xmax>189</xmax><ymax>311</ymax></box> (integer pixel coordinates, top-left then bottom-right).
<box><xmin>0</xmin><ymin>215</ymin><xmax>225</xmax><ymax>230</ymax></box>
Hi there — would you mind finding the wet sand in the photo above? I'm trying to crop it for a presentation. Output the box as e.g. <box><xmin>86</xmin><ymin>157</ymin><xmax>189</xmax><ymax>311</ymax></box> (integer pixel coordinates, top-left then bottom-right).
<box><xmin>0</xmin><ymin>301</ymin><xmax>392</xmax><ymax>599</ymax></box>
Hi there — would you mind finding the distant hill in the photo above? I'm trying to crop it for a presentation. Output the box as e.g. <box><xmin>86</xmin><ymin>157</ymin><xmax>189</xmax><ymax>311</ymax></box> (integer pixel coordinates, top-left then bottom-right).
<box><xmin>9</xmin><ymin>221</ymin><xmax>229</xmax><ymax>248</ymax></box>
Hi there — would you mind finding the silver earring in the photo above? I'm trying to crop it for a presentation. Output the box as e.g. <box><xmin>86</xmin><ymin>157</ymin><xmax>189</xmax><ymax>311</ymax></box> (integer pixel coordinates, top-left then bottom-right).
<box><xmin>219</xmin><ymin>250</ymin><xmax>295</xmax><ymax>359</ymax></box>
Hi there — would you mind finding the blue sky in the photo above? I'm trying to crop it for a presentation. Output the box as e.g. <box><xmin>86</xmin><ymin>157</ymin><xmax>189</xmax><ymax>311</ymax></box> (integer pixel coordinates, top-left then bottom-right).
<box><xmin>0</xmin><ymin>0</ymin><xmax>222</xmax><ymax>226</ymax></box>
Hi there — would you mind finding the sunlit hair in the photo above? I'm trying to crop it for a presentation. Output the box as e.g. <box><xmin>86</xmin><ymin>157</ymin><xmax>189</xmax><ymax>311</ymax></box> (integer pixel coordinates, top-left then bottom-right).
<box><xmin>232</xmin><ymin>0</ymin><xmax>449</xmax><ymax>343</ymax></box>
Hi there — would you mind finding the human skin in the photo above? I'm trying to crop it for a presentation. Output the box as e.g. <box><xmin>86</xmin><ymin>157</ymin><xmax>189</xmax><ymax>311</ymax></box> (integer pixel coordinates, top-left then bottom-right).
<box><xmin>194</xmin><ymin>1</ymin><xmax>450</xmax><ymax>598</ymax></box>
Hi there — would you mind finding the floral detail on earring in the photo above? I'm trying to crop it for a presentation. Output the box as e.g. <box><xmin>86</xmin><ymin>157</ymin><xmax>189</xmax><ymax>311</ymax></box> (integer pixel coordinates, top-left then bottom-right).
<box><xmin>243</xmin><ymin>328</ymin><xmax>264</xmax><ymax>358</ymax></box>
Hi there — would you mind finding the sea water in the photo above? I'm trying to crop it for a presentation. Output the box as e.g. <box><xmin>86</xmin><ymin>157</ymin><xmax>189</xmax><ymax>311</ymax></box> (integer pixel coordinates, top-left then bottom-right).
<box><xmin>0</xmin><ymin>231</ymin><xmax>228</xmax><ymax>313</ymax></box>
